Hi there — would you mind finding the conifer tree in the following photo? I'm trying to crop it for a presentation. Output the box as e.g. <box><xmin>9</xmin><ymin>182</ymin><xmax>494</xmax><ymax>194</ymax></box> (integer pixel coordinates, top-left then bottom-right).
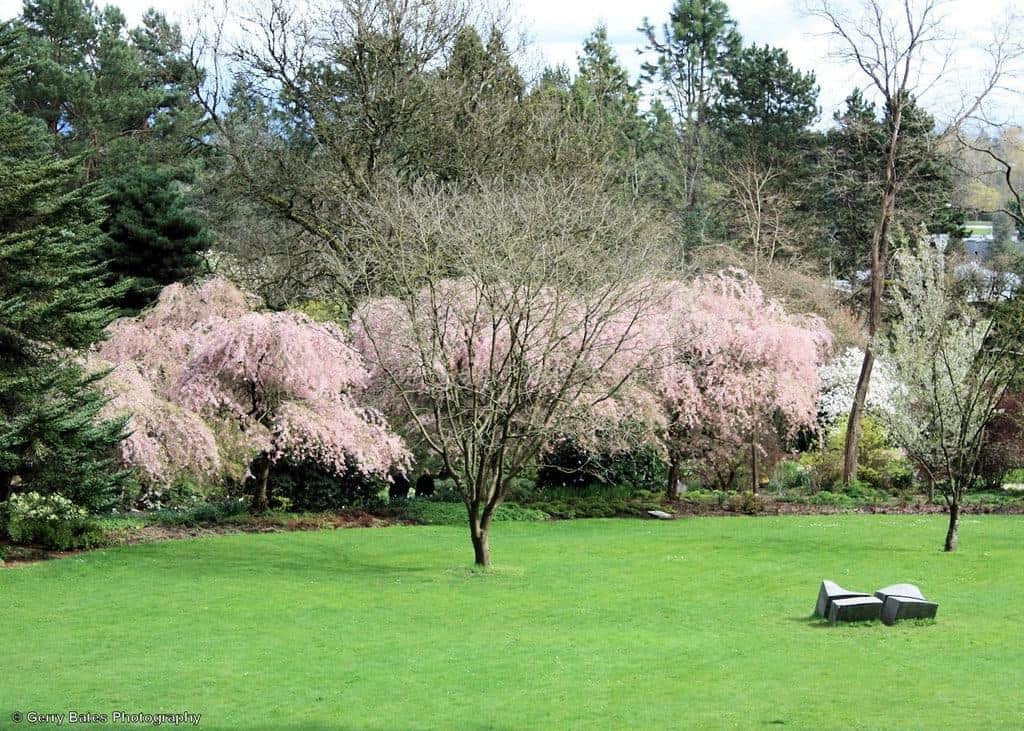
<box><xmin>2</xmin><ymin>0</ymin><xmax>209</xmax><ymax>311</ymax></box>
<box><xmin>0</xmin><ymin>59</ymin><xmax>133</xmax><ymax>510</ymax></box>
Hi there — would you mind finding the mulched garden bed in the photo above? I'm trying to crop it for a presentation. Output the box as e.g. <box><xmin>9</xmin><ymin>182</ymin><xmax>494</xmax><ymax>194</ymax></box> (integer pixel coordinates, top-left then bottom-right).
<box><xmin>1</xmin><ymin>511</ymin><xmax>406</xmax><ymax>568</ymax></box>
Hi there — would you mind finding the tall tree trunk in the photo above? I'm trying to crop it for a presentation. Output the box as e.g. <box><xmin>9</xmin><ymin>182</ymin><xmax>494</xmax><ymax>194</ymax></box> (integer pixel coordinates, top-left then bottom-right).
<box><xmin>843</xmin><ymin>99</ymin><xmax>904</xmax><ymax>485</ymax></box>
<box><xmin>469</xmin><ymin>507</ymin><xmax>491</xmax><ymax>567</ymax></box>
<box><xmin>750</xmin><ymin>437</ymin><xmax>760</xmax><ymax>494</ymax></box>
<box><xmin>944</xmin><ymin>500</ymin><xmax>960</xmax><ymax>552</ymax></box>
<box><xmin>666</xmin><ymin>454</ymin><xmax>681</xmax><ymax>500</ymax></box>
<box><xmin>252</xmin><ymin>456</ymin><xmax>271</xmax><ymax>513</ymax></box>
<box><xmin>843</xmin><ymin>350</ymin><xmax>875</xmax><ymax>483</ymax></box>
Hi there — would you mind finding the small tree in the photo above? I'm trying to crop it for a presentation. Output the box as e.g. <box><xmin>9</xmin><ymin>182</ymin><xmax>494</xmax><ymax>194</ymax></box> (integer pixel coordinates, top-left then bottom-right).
<box><xmin>350</xmin><ymin>175</ymin><xmax>669</xmax><ymax>565</ymax></box>
<box><xmin>881</xmin><ymin>245</ymin><xmax>1023</xmax><ymax>551</ymax></box>
<box><xmin>651</xmin><ymin>271</ymin><xmax>831</xmax><ymax>496</ymax></box>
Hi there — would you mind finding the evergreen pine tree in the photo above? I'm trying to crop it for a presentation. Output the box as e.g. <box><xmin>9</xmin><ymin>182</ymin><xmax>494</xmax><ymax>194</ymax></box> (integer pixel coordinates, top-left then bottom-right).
<box><xmin>2</xmin><ymin>0</ymin><xmax>210</xmax><ymax>312</ymax></box>
<box><xmin>0</xmin><ymin>59</ymin><xmax>133</xmax><ymax>510</ymax></box>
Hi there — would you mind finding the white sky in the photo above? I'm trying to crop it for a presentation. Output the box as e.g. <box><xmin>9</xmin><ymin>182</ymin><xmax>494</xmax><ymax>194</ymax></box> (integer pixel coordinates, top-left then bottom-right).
<box><xmin>1</xmin><ymin>0</ymin><xmax>1017</xmax><ymax>125</ymax></box>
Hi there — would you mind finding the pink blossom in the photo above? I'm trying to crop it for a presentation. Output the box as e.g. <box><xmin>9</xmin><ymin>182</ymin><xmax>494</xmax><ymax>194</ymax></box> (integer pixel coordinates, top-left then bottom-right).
<box><xmin>649</xmin><ymin>271</ymin><xmax>832</xmax><ymax>467</ymax></box>
<box><xmin>95</xmin><ymin>278</ymin><xmax>409</xmax><ymax>488</ymax></box>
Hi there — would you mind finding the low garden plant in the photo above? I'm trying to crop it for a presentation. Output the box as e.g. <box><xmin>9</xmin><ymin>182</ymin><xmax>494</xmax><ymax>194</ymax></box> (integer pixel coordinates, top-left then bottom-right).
<box><xmin>1</xmin><ymin>492</ymin><xmax>105</xmax><ymax>550</ymax></box>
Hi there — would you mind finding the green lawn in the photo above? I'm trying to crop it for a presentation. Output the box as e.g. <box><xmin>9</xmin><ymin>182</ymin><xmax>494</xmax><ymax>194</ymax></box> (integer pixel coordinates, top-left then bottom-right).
<box><xmin>3</xmin><ymin>516</ymin><xmax>1023</xmax><ymax>730</ymax></box>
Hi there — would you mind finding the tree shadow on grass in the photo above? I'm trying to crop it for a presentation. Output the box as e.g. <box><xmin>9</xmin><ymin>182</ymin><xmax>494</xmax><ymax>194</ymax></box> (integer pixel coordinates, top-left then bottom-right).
<box><xmin>789</xmin><ymin>614</ymin><xmax>836</xmax><ymax>629</ymax></box>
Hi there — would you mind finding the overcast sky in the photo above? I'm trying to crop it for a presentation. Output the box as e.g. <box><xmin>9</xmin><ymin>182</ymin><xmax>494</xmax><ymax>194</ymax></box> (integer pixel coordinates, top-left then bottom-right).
<box><xmin>1</xmin><ymin>0</ymin><xmax>1016</xmax><ymax>125</ymax></box>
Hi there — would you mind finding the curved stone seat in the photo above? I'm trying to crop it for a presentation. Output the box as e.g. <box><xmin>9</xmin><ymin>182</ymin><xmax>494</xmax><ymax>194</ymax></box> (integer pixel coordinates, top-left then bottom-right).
<box><xmin>881</xmin><ymin>595</ymin><xmax>938</xmax><ymax>625</ymax></box>
<box><xmin>828</xmin><ymin>596</ymin><xmax>883</xmax><ymax>623</ymax></box>
<box><xmin>874</xmin><ymin>583</ymin><xmax>926</xmax><ymax>602</ymax></box>
<box><xmin>814</xmin><ymin>580</ymin><xmax>870</xmax><ymax>618</ymax></box>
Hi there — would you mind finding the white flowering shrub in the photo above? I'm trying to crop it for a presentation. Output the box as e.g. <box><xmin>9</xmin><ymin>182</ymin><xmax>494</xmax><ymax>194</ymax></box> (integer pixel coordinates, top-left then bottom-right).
<box><xmin>817</xmin><ymin>347</ymin><xmax>899</xmax><ymax>427</ymax></box>
<box><xmin>2</xmin><ymin>492</ymin><xmax>103</xmax><ymax>550</ymax></box>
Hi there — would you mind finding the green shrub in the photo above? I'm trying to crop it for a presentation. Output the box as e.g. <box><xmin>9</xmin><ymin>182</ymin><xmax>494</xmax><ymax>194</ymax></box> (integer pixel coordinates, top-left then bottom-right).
<box><xmin>2</xmin><ymin>492</ymin><xmax>105</xmax><ymax>550</ymax></box>
<box><xmin>150</xmin><ymin>497</ymin><xmax>250</xmax><ymax>527</ymax></box>
<box><xmin>806</xmin><ymin>490</ymin><xmax>856</xmax><ymax>508</ymax></box>
<box><xmin>536</xmin><ymin>438</ymin><xmax>665</xmax><ymax>495</ymax></box>
<box><xmin>769</xmin><ymin>460</ymin><xmax>810</xmax><ymax>492</ymax></box>
<box><xmin>504</xmin><ymin>477</ymin><xmax>539</xmax><ymax>503</ymax></box>
<box><xmin>136</xmin><ymin>475</ymin><xmax>210</xmax><ymax>510</ymax></box>
<box><xmin>521</xmin><ymin>492</ymin><xmax>662</xmax><ymax>519</ymax></box>
<box><xmin>293</xmin><ymin>299</ymin><xmax>348</xmax><ymax>324</ymax></box>
<box><xmin>842</xmin><ymin>479</ymin><xmax>888</xmax><ymax>502</ymax></box>
<box><xmin>252</xmin><ymin>459</ymin><xmax>385</xmax><ymax>512</ymax></box>
<box><xmin>725</xmin><ymin>492</ymin><xmax>765</xmax><ymax>515</ymax></box>
<box><xmin>801</xmin><ymin>417</ymin><xmax>913</xmax><ymax>492</ymax></box>
<box><xmin>1004</xmin><ymin>468</ymin><xmax>1024</xmax><ymax>484</ymax></box>
<box><xmin>677</xmin><ymin>488</ymin><xmax>725</xmax><ymax>504</ymax></box>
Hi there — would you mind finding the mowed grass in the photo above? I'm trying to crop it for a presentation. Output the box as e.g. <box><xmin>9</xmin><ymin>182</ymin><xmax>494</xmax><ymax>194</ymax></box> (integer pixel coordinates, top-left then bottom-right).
<box><xmin>3</xmin><ymin>516</ymin><xmax>1023</xmax><ymax>730</ymax></box>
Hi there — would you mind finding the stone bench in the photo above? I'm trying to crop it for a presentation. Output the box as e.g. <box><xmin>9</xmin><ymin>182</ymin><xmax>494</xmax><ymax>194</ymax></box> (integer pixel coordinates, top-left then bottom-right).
<box><xmin>814</xmin><ymin>580</ymin><xmax>938</xmax><ymax>625</ymax></box>
<box><xmin>874</xmin><ymin>583</ymin><xmax>926</xmax><ymax>602</ymax></box>
<box><xmin>814</xmin><ymin>580</ymin><xmax>870</xmax><ymax>618</ymax></box>
<box><xmin>880</xmin><ymin>595</ymin><xmax>938</xmax><ymax>625</ymax></box>
<box><xmin>827</xmin><ymin>596</ymin><xmax>883</xmax><ymax>623</ymax></box>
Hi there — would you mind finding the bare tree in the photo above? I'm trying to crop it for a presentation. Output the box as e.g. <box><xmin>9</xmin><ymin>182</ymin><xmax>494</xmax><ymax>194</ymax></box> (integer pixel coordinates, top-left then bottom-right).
<box><xmin>723</xmin><ymin>155</ymin><xmax>812</xmax><ymax>278</ymax></box>
<box><xmin>805</xmin><ymin>0</ymin><xmax>1014</xmax><ymax>484</ymax></box>
<box><xmin>347</xmin><ymin>173</ymin><xmax>672</xmax><ymax>566</ymax></box>
<box><xmin>951</xmin><ymin>13</ymin><xmax>1024</xmax><ymax>232</ymax></box>
<box><xmin>182</xmin><ymin>0</ymin><xmax>478</xmax><ymax>303</ymax></box>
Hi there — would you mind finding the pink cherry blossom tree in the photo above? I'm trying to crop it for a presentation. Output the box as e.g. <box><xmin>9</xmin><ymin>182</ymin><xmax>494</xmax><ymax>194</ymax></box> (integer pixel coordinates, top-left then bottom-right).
<box><xmin>95</xmin><ymin>278</ymin><xmax>409</xmax><ymax>510</ymax></box>
<box><xmin>650</xmin><ymin>271</ymin><xmax>832</xmax><ymax>496</ymax></box>
<box><xmin>353</xmin><ymin>276</ymin><xmax>664</xmax><ymax>565</ymax></box>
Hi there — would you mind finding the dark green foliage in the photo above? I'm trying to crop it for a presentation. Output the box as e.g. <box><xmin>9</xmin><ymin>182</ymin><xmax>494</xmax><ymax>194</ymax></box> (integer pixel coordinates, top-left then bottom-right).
<box><xmin>517</xmin><ymin>492</ymin><xmax>663</xmax><ymax>519</ymax></box>
<box><xmin>253</xmin><ymin>459</ymin><xmax>386</xmax><ymax>512</ymax></box>
<box><xmin>99</xmin><ymin>165</ymin><xmax>211</xmax><ymax>310</ymax></box>
<box><xmin>640</xmin><ymin>0</ymin><xmax>742</xmax><ymax>223</ymax></box>
<box><xmin>571</xmin><ymin>24</ymin><xmax>645</xmax><ymax>167</ymax></box>
<box><xmin>817</xmin><ymin>91</ymin><xmax>962</xmax><ymax>276</ymax></box>
<box><xmin>640</xmin><ymin>0</ymin><xmax>742</xmax><ymax>126</ymax></box>
<box><xmin>714</xmin><ymin>43</ymin><xmax>819</xmax><ymax>160</ymax></box>
<box><xmin>0</xmin><ymin>84</ymin><xmax>134</xmax><ymax>511</ymax></box>
<box><xmin>149</xmin><ymin>498</ymin><xmax>250</xmax><ymax>527</ymax></box>
<box><xmin>1</xmin><ymin>368</ymin><xmax>132</xmax><ymax>511</ymax></box>
<box><xmin>2</xmin><ymin>0</ymin><xmax>210</xmax><ymax>310</ymax></box>
<box><xmin>536</xmin><ymin>439</ymin><xmax>665</xmax><ymax>496</ymax></box>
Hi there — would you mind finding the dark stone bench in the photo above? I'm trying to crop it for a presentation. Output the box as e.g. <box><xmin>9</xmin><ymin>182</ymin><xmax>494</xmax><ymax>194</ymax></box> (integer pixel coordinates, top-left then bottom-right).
<box><xmin>814</xmin><ymin>580</ymin><xmax>939</xmax><ymax>625</ymax></box>
<box><xmin>827</xmin><ymin>596</ymin><xmax>883</xmax><ymax>623</ymax></box>
<box><xmin>874</xmin><ymin>583</ymin><xmax>926</xmax><ymax>602</ymax></box>
<box><xmin>814</xmin><ymin>580</ymin><xmax>870</xmax><ymax>618</ymax></box>
<box><xmin>880</xmin><ymin>595</ymin><xmax>938</xmax><ymax>625</ymax></box>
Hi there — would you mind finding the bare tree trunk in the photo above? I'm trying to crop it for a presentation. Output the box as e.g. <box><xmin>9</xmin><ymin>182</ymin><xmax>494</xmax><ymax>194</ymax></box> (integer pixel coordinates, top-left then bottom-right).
<box><xmin>944</xmin><ymin>499</ymin><xmax>960</xmax><ymax>552</ymax></box>
<box><xmin>843</xmin><ymin>153</ymin><xmax>898</xmax><ymax>484</ymax></box>
<box><xmin>469</xmin><ymin>507</ymin><xmax>491</xmax><ymax>567</ymax></box>
<box><xmin>843</xmin><ymin>350</ymin><xmax>875</xmax><ymax>482</ymax></box>
<box><xmin>252</xmin><ymin>456</ymin><xmax>271</xmax><ymax>513</ymax></box>
<box><xmin>750</xmin><ymin>437</ymin><xmax>760</xmax><ymax>494</ymax></box>
<box><xmin>666</xmin><ymin>454</ymin><xmax>681</xmax><ymax>500</ymax></box>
